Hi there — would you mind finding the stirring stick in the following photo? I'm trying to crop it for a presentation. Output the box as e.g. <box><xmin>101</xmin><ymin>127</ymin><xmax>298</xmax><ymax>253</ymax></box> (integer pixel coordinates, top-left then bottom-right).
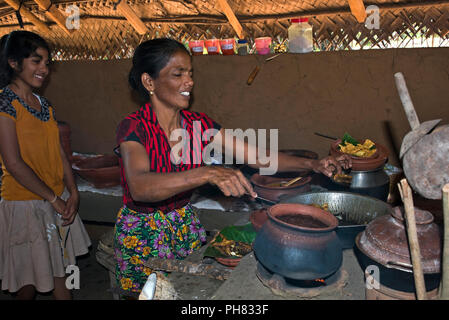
<box><xmin>397</xmin><ymin>179</ymin><xmax>427</xmax><ymax>300</ymax></box>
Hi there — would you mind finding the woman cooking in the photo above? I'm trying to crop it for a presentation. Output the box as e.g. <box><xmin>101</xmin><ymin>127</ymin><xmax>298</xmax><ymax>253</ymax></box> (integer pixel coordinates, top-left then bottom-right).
<box><xmin>114</xmin><ymin>38</ymin><xmax>351</xmax><ymax>295</ymax></box>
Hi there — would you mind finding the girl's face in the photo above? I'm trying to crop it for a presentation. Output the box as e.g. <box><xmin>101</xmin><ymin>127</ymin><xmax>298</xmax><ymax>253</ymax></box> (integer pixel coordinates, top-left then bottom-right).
<box><xmin>10</xmin><ymin>47</ymin><xmax>50</xmax><ymax>89</ymax></box>
<box><xmin>145</xmin><ymin>50</ymin><xmax>194</xmax><ymax>110</ymax></box>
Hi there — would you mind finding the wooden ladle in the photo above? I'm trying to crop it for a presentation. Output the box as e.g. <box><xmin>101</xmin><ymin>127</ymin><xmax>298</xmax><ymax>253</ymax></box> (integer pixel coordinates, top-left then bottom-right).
<box><xmin>264</xmin><ymin>176</ymin><xmax>303</xmax><ymax>188</ymax></box>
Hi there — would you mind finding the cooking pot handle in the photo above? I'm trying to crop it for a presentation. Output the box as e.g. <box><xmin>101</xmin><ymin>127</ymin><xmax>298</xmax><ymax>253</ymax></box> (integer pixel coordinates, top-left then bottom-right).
<box><xmin>386</xmin><ymin>260</ymin><xmax>413</xmax><ymax>273</ymax></box>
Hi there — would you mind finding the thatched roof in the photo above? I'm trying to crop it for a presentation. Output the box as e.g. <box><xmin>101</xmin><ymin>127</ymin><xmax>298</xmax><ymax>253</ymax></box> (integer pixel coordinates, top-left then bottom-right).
<box><xmin>0</xmin><ymin>0</ymin><xmax>448</xmax><ymax>60</ymax></box>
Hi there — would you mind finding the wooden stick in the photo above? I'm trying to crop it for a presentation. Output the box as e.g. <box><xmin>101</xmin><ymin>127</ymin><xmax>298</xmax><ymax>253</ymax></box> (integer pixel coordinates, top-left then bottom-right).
<box><xmin>348</xmin><ymin>0</ymin><xmax>367</xmax><ymax>23</ymax></box>
<box><xmin>440</xmin><ymin>183</ymin><xmax>449</xmax><ymax>300</ymax></box>
<box><xmin>143</xmin><ymin>257</ymin><xmax>231</xmax><ymax>281</ymax></box>
<box><xmin>398</xmin><ymin>179</ymin><xmax>427</xmax><ymax>300</ymax></box>
<box><xmin>32</xmin><ymin>0</ymin><xmax>72</xmax><ymax>35</ymax></box>
<box><xmin>217</xmin><ymin>0</ymin><xmax>244</xmax><ymax>39</ymax></box>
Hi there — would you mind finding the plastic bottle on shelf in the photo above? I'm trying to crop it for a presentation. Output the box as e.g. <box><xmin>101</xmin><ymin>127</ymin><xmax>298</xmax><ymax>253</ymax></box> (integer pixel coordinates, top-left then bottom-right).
<box><xmin>288</xmin><ymin>17</ymin><xmax>313</xmax><ymax>53</ymax></box>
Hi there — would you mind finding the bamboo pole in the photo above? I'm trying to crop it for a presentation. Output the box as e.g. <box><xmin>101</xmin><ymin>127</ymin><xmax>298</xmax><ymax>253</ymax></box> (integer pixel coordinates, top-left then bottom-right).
<box><xmin>32</xmin><ymin>0</ymin><xmax>72</xmax><ymax>35</ymax></box>
<box><xmin>440</xmin><ymin>184</ymin><xmax>449</xmax><ymax>300</ymax></box>
<box><xmin>116</xmin><ymin>0</ymin><xmax>148</xmax><ymax>35</ymax></box>
<box><xmin>398</xmin><ymin>179</ymin><xmax>428</xmax><ymax>300</ymax></box>
<box><xmin>217</xmin><ymin>0</ymin><xmax>244</xmax><ymax>39</ymax></box>
<box><xmin>348</xmin><ymin>0</ymin><xmax>367</xmax><ymax>23</ymax></box>
<box><xmin>4</xmin><ymin>0</ymin><xmax>50</xmax><ymax>33</ymax></box>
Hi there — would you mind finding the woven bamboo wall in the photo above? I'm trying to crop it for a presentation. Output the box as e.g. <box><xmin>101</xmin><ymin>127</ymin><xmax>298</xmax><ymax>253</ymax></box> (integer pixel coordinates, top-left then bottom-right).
<box><xmin>0</xmin><ymin>0</ymin><xmax>448</xmax><ymax>59</ymax></box>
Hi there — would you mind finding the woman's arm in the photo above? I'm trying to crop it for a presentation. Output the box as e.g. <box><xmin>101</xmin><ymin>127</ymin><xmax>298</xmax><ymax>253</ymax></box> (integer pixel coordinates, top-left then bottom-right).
<box><xmin>218</xmin><ymin>128</ymin><xmax>351</xmax><ymax>176</ymax></box>
<box><xmin>59</xmin><ymin>143</ymin><xmax>79</xmax><ymax>226</ymax></box>
<box><xmin>0</xmin><ymin>115</ymin><xmax>67</xmax><ymax>213</ymax></box>
<box><xmin>120</xmin><ymin>140</ymin><xmax>256</xmax><ymax>203</ymax></box>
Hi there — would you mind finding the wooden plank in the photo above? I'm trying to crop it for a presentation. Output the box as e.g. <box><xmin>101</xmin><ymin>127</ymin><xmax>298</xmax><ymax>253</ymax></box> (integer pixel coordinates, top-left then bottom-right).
<box><xmin>32</xmin><ymin>0</ymin><xmax>72</xmax><ymax>35</ymax></box>
<box><xmin>348</xmin><ymin>0</ymin><xmax>367</xmax><ymax>23</ymax></box>
<box><xmin>217</xmin><ymin>0</ymin><xmax>244</xmax><ymax>39</ymax></box>
<box><xmin>116</xmin><ymin>0</ymin><xmax>148</xmax><ymax>35</ymax></box>
<box><xmin>4</xmin><ymin>0</ymin><xmax>51</xmax><ymax>33</ymax></box>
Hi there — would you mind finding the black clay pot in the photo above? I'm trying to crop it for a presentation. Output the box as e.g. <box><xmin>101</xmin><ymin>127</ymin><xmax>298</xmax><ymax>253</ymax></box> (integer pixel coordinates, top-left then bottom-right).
<box><xmin>253</xmin><ymin>203</ymin><xmax>342</xmax><ymax>280</ymax></box>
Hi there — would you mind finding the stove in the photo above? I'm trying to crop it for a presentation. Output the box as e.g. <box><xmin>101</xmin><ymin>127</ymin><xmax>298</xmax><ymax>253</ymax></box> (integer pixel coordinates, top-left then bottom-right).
<box><xmin>255</xmin><ymin>262</ymin><xmax>348</xmax><ymax>299</ymax></box>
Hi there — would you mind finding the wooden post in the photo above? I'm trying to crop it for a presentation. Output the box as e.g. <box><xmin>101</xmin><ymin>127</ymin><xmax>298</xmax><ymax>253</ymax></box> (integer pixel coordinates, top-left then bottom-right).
<box><xmin>440</xmin><ymin>184</ymin><xmax>449</xmax><ymax>299</ymax></box>
<box><xmin>116</xmin><ymin>0</ymin><xmax>149</xmax><ymax>35</ymax></box>
<box><xmin>398</xmin><ymin>179</ymin><xmax>428</xmax><ymax>300</ymax></box>
<box><xmin>217</xmin><ymin>0</ymin><xmax>244</xmax><ymax>39</ymax></box>
<box><xmin>4</xmin><ymin>0</ymin><xmax>51</xmax><ymax>34</ymax></box>
<box><xmin>32</xmin><ymin>0</ymin><xmax>72</xmax><ymax>35</ymax></box>
<box><xmin>348</xmin><ymin>0</ymin><xmax>367</xmax><ymax>23</ymax></box>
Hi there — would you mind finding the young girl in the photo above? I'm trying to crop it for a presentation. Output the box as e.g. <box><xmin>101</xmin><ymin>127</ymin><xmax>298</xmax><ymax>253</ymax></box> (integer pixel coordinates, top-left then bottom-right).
<box><xmin>0</xmin><ymin>31</ymin><xmax>91</xmax><ymax>300</ymax></box>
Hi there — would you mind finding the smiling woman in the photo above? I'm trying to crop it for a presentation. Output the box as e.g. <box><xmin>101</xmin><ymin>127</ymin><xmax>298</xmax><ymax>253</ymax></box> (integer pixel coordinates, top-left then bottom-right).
<box><xmin>0</xmin><ymin>31</ymin><xmax>91</xmax><ymax>300</ymax></box>
<box><xmin>112</xmin><ymin>38</ymin><xmax>352</xmax><ymax>298</ymax></box>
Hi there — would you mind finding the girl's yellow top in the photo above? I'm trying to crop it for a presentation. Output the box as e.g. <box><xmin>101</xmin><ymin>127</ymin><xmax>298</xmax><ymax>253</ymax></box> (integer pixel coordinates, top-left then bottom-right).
<box><xmin>0</xmin><ymin>87</ymin><xmax>64</xmax><ymax>200</ymax></box>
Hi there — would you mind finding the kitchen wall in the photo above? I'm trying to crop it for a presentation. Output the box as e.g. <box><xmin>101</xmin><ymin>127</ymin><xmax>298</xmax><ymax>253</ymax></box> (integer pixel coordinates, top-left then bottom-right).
<box><xmin>42</xmin><ymin>47</ymin><xmax>449</xmax><ymax>167</ymax></box>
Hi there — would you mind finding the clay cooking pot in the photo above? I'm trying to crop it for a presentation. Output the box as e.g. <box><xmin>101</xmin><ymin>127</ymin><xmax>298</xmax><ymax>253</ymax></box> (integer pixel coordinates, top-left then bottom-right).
<box><xmin>253</xmin><ymin>203</ymin><xmax>342</xmax><ymax>280</ymax></box>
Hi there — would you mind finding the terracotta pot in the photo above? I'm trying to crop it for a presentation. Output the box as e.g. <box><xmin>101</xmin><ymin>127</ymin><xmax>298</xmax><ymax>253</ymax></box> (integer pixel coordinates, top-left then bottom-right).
<box><xmin>72</xmin><ymin>154</ymin><xmax>121</xmax><ymax>188</ymax></box>
<box><xmin>330</xmin><ymin>139</ymin><xmax>389</xmax><ymax>171</ymax></box>
<box><xmin>253</xmin><ymin>203</ymin><xmax>342</xmax><ymax>280</ymax></box>
<box><xmin>355</xmin><ymin>206</ymin><xmax>442</xmax><ymax>292</ymax></box>
<box><xmin>57</xmin><ymin>121</ymin><xmax>73</xmax><ymax>162</ymax></box>
<box><xmin>250</xmin><ymin>173</ymin><xmax>312</xmax><ymax>202</ymax></box>
<box><xmin>250</xmin><ymin>208</ymin><xmax>269</xmax><ymax>232</ymax></box>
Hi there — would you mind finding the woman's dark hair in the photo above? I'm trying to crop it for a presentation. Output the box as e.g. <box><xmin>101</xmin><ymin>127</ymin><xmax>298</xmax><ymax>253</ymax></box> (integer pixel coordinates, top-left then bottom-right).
<box><xmin>129</xmin><ymin>38</ymin><xmax>190</xmax><ymax>101</ymax></box>
<box><xmin>0</xmin><ymin>30</ymin><xmax>51</xmax><ymax>87</ymax></box>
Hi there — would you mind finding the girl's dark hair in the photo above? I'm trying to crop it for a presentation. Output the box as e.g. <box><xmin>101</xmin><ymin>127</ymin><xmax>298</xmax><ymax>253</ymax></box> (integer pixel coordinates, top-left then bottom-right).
<box><xmin>0</xmin><ymin>30</ymin><xmax>51</xmax><ymax>87</ymax></box>
<box><xmin>128</xmin><ymin>38</ymin><xmax>190</xmax><ymax>101</ymax></box>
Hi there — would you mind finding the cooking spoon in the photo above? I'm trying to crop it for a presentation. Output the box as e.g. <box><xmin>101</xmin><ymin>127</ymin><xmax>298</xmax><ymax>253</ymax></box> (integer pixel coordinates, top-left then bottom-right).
<box><xmin>264</xmin><ymin>176</ymin><xmax>303</xmax><ymax>188</ymax></box>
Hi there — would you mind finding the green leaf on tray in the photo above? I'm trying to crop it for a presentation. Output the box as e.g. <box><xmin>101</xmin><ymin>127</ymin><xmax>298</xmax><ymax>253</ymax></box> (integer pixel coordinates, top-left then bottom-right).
<box><xmin>219</xmin><ymin>223</ymin><xmax>257</xmax><ymax>244</ymax></box>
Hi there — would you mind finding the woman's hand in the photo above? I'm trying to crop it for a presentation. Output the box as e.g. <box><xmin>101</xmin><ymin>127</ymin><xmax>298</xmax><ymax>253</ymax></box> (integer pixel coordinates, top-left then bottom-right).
<box><xmin>206</xmin><ymin>166</ymin><xmax>257</xmax><ymax>198</ymax></box>
<box><xmin>62</xmin><ymin>190</ymin><xmax>80</xmax><ymax>226</ymax></box>
<box><xmin>50</xmin><ymin>196</ymin><xmax>67</xmax><ymax>216</ymax></box>
<box><xmin>312</xmin><ymin>154</ymin><xmax>352</xmax><ymax>177</ymax></box>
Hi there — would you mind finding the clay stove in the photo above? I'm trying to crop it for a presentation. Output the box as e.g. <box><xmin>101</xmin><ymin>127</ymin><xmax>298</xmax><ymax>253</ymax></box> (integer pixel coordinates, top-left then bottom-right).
<box><xmin>255</xmin><ymin>262</ymin><xmax>348</xmax><ymax>299</ymax></box>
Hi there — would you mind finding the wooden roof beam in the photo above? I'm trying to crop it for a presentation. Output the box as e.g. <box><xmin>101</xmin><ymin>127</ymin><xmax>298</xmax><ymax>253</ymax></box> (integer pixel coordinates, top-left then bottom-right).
<box><xmin>116</xmin><ymin>0</ymin><xmax>148</xmax><ymax>35</ymax></box>
<box><xmin>217</xmin><ymin>0</ymin><xmax>244</xmax><ymax>39</ymax></box>
<box><xmin>32</xmin><ymin>0</ymin><xmax>72</xmax><ymax>35</ymax></box>
<box><xmin>4</xmin><ymin>0</ymin><xmax>51</xmax><ymax>34</ymax></box>
<box><xmin>348</xmin><ymin>0</ymin><xmax>367</xmax><ymax>23</ymax></box>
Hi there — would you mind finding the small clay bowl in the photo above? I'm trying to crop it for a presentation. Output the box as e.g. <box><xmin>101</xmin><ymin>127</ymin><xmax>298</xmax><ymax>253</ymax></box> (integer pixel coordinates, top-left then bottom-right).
<box><xmin>250</xmin><ymin>173</ymin><xmax>312</xmax><ymax>202</ymax></box>
<box><xmin>215</xmin><ymin>256</ymin><xmax>242</xmax><ymax>269</ymax></box>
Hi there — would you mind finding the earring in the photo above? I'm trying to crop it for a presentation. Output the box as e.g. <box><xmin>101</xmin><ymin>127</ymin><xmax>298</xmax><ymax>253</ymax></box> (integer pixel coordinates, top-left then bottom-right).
<box><xmin>149</xmin><ymin>90</ymin><xmax>154</xmax><ymax>96</ymax></box>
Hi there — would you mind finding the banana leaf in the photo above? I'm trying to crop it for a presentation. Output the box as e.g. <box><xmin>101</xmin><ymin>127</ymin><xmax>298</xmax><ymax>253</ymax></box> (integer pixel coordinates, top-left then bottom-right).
<box><xmin>341</xmin><ymin>132</ymin><xmax>360</xmax><ymax>146</ymax></box>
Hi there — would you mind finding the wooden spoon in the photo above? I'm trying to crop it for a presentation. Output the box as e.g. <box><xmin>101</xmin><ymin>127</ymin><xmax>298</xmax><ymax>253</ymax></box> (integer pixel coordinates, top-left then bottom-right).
<box><xmin>264</xmin><ymin>176</ymin><xmax>303</xmax><ymax>188</ymax></box>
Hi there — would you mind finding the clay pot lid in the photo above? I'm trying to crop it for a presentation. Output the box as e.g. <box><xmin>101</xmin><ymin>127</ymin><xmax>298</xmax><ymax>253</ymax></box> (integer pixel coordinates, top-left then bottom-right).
<box><xmin>391</xmin><ymin>206</ymin><xmax>434</xmax><ymax>225</ymax></box>
<box><xmin>357</xmin><ymin>206</ymin><xmax>441</xmax><ymax>273</ymax></box>
<box><xmin>268</xmin><ymin>203</ymin><xmax>338</xmax><ymax>232</ymax></box>
<box><xmin>330</xmin><ymin>139</ymin><xmax>389</xmax><ymax>171</ymax></box>
<box><xmin>250</xmin><ymin>173</ymin><xmax>312</xmax><ymax>190</ymax></box>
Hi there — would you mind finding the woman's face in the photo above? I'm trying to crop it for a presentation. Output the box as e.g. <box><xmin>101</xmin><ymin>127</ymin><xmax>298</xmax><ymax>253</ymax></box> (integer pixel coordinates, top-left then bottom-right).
<box><xmin>147</xmin><ymin>50</ymin><xmax>194</xmax><ymax>110</ymax></box>
<box><xmin>10</xmin><ymin>47</ymin><xmax>49</xmax><ymax>89</ymax></box>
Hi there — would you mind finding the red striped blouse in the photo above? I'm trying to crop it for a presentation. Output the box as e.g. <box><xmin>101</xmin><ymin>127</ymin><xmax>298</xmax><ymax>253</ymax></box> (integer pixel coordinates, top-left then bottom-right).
<box><xmin>115</xmin><ymin>103</ymin><xmax>221</xmax><ymax>213</ymax></box>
